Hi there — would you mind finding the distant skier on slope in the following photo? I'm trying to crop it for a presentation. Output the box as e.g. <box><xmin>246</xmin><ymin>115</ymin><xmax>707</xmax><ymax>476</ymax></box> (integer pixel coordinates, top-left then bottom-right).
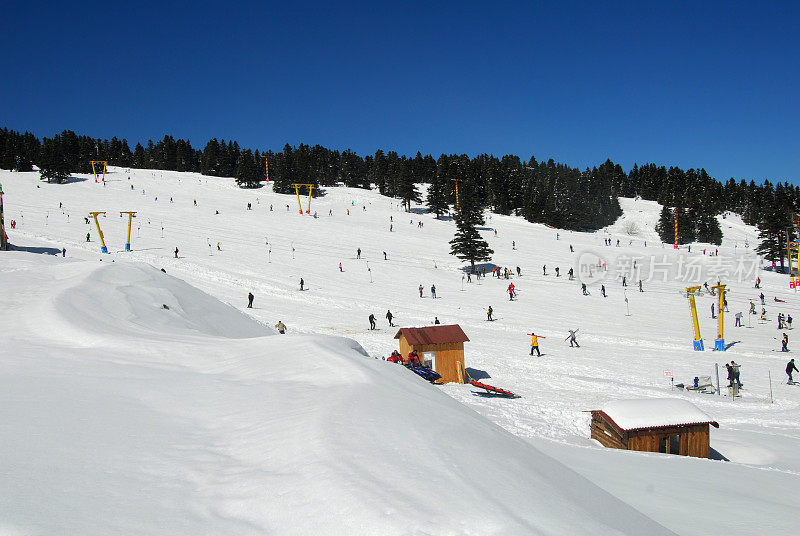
<box><xmin>787</xmin><ymin>359</ymin><xmax>798</xmax><ymax>384</ymax></box>
<box><xmin>247</xmin><ymin>292</ymin><xmax>254</xmax><ymax>308</ymax></box>
<box><xmin>174</xmin><ymin>247</ymin><xmax>179</xmax><ymax>258</ymax></box>
<box><xmin>300</xmin><ymin>278</ymin><xmax>304</xmax><ymax>291</ymax></box>
<box><xmin>487</xmin><ymin>306</ymin><xmax>493</xmax><ymax>321</ymax></box>
<box><xmin>386</xmin><ymin>310</ymin><xmax>394</xmax><ymax>327</ymax></box>
<box><xmin>275</xmin><ymin>321</ymin><xmax>286</xmax><ymax>334</ymax></box>
<box><xmin>528</xmin><ymin>332</ymin><xmax>545</xmax><ymax>356</ymax></box>
<box><xmin>566</xmin><ymin>329</ymin><xmax>580</xmax><ymax>348</ymax></box>
<box><xmin>369</xmin><ymin>314</ymin><xmax>376</xmax><ymax>330</ymax></box>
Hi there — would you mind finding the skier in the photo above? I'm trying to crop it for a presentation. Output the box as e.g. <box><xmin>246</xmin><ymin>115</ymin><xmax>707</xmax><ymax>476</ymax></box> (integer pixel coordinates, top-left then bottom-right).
<box><xmin>787</xmin><ymin>359</ymin><xmax>798</xmax><ymax>384</ymax></box>
<box><xmin>528</xmin><ymin>332</ymin><xmax>545</xmax><ymax>356</ymax></box>
<box><xmin>570</xmin><ymin>244</ymin><xmax>574</xmax><ymax>253</ymax></box>
<box><xmin>431</xmin><ymin>285</ymin><xmax>436</xmax><ymax>299</ymax></box>
<box><xmin>782</xmin><ymin>333</ymin><xmax>789</xmax><ymax>352</ymax></box>
<box><xmin>86</xmin><ymin>232</ymin><xmax>90</xmax><ymax>242</ymax></box>
<box><xmin>581</xmin><ymin>283</ymin><xmax>589</xmax><ymax>296</ymax></box>
<box><xmin>300</xmin><ymin>278</ymin><xmax>304</xmax><ymax>291</ymax></box>
<box><xmin>512</xmin><ymin>241</ymin><xmax>516</xmax><ymax>249</ymax></box>
<box><xmin>622</xmin><ymin>276</ymin><xmax>627</xmax><ymax>287</ymax></box>
<box><xmin>369</xmin><ymin>314</ymin><xmax>376</xmax><ymax>330</ymax></box>
<box><xmin>711</xmin><ymin>303</ymin><xmax>716</xmax><ymax>319</ymax></box>
<box><xmin>725</xmin><ymin>362</ymin><xmax>734</xmax><ymax>388</ymax></box>
<box><xmin>357</xmin><ymin>248</ymin><xmax>361</xmax><ymax>259</ymax></box>
<box><xmin>723</xmin><ymin>298</ymin><xmax>729</xmax><ymax>312</ymax></box>
<box><xmin>508</xmin><ymin>282</ymin><xmax>515</xmax><ymax>300</ymax></box>
<box><xmin>760</xmin><ymin>292</ymin><xmax>765</xmax><ymax>305</ymax></box>
<box><xmin>193</xmin><ymin>199</ymin><xmax>197</xmax><ymax>206</ymax></box>
<box><xmin>339</xmin><ymin>262</ymin><xmax>343</xmax><ymax>272</ymax></box>
<box><xmin>735</xmin><ymin>311</ymin><xmax>743</xmax><ymax>327</ymax></box>
<box><xmin>749</xmin><ymin>301</ymin><xmax>757</xmax><ymax>315</ymax></box>
<box><xmin>174</xmin><ymin>247</ymin><xmax>179</xmax><ymax>258</ymax></box>
<box><xmin>274</xmin><ymin>321</ymin><xmax>286</xmax><ymax>334</ymax></box>
<box><xmin>386</xmin><ymin>310</ymin><xmax>394</xmax><ymax>327</ymax></box>
<box><xmin>568</xmin><ymin>268</ymin><xmax>574</xmax><ymax>280</ymax></box>
<box><xmin>383</xmin><ymin>251</ymin><xmax>387</xmax><ymax>260</ymax></box>
<box><xmin>62</xmin><ymin>248</ymin><xmax>66</xmax><ymax>257</ymax></box>
<box><xmin>731</xmin><ymin>361</ymin><xmax>742</xmax><ymax>389</ymax></box>
<box><xmin>638</xmin><ymin>280</ymin><xmax>643</xmax><ymax>292</ymax></box>
<box><xmin>516</xmin><ymin>266</ymin><xmax>521</xmax><ymax>276</ymax></box>
<box><xmin>555</xmin><ymin>267</ymin><xmax>560</xmax><ymax>277</ymax></box>
<box><xmin>487</xmin><ymin>306</ymin><xmax>493</xmax><ymax>321</ymax></box>
<box><xmin>247</xmin><ymin>292</ymin><xmax>254</xmax><ymax>308</ymax></box>
<box><xmin>419</xmin><ymin>285</ymin><xmax>424</xmax><ymax>298</ymax></box>
<box><xmin>217</xmin><ymin>242</ymin><xmax>221</xmax><ymax>251</ymax></box>
<box><xmin>434</xmin><ymin>317</ymin><xmax>440</xmax><ymax>324</ymax></box>
<box><xmin>543</xmin><ymin>265</ymin><xmax>547</xmax><ymax>276</ymax></box>
<box><xmin>601</xmin><ymin>285</ymin><xmax>606</xmax><ymax>297</ymax></box>
<box><xmin>566</xmin><ymin>329</ymin><xmax>580</xmax><ymax>348</ymax></box>
<box><xmin>789</xmin><ymin>314</ymin><xmax>793</xmax><ymax>329</ymax></box>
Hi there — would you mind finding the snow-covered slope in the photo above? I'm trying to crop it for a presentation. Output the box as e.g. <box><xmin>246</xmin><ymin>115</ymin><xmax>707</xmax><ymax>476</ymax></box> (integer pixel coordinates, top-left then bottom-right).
<box><xmin>0</xmin><ymin>253</ymin><xmax>675</xmax><ymax>535</ymax></box>
<box><xmin>0</xmin><ymin>167</ymin><xmax>797</xmax><ymax>534</ymax></box>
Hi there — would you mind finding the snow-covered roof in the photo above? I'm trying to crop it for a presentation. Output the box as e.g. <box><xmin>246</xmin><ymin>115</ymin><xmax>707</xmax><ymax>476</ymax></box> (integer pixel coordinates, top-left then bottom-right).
<box><xmin>596</xmin><ymin>398</ymin><xmax>718</xmax><ymax>431</ymax></box>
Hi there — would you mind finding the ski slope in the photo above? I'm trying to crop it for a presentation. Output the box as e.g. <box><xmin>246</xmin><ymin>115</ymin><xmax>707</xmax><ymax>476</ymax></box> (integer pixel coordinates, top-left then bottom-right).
<box><xmin>1</xmin><ymin>167</ymin><xmax>798</xmax><ymax>535</ymax></box>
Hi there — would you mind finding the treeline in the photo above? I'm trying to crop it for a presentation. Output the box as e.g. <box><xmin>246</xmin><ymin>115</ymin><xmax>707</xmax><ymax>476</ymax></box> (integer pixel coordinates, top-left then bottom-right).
<box><xmin>2</xmin><ymin>127</ymin><xmax>799</xmax><ymax>245</ymax></box>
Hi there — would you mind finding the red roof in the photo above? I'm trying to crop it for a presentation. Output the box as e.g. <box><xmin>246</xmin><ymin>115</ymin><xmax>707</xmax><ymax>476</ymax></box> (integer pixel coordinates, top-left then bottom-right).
<box><xmin>394</xmin><ymin>325</ymin><xmax>470</xmax><ymax>346</ymax></box>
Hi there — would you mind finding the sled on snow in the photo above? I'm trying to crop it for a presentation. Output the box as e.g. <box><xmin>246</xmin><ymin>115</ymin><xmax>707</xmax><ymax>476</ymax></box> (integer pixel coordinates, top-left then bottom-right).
<box><xmin>469</xmin><ymin>380</ymin><xmax>519</xmax><ymax>398</ymax></box>
<box><xmin>407</xmin><ymin>365</ymin><xmax>442</xmax><ymax>383</ymax></box>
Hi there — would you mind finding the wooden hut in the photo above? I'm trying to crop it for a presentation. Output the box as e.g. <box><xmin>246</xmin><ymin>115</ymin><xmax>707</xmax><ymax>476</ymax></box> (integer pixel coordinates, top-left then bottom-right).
<box><xmin>0</xmin><ymin>182</ymin><xmax>7</xmax><ymax>251</ymax></box>
<box><xmin>589</xmin><ymin>398</ymin><xmax>719</xmax><ymax>458</ymax></box>
<box><xmin>394</xmin><ymin>325</ymin><xmax>469</xmax><ymax>384</ymax></box>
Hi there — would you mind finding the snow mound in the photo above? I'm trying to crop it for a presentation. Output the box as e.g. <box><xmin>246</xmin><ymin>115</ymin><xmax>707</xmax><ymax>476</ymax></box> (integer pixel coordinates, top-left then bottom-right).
<box><xmin>600</xmin><ymin>398</ymin><xmax>717</xmax><ymax>431</ymax></box>
<box><xmin>54</xmin><ymin>261</ymin><xmax>274</xmax><ymax>340</ymax></box>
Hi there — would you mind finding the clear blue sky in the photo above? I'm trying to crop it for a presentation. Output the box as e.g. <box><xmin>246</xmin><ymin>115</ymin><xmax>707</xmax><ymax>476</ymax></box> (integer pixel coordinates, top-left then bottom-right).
<box><xmin>2</xmin><ymin>1</ymin><xmax>798</xmax><ymax>183</ymax></box>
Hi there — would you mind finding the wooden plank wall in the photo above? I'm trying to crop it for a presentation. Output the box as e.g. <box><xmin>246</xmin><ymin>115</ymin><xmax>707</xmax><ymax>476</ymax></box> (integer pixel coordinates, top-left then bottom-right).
<box><xmin>627</xmin><ymin>424</ymin><xmax>710</xmax><ymax>458</ymax></box>
<box><xmin>590</xmin><ymin>412</ymin><xmax>627</xmax><ymax>449</ymax></box>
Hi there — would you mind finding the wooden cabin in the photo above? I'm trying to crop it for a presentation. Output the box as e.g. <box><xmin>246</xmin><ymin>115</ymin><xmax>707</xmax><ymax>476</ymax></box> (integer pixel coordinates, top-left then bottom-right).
<box><xmin>590</xmin><ymin>398</ymin><xmax>719</xmax><ymax>458</ymax></box>
<box><xmin>0</xmin><ymin>182</ymin><xmax>6</xmax><ymax>251</ymax></box>
<box><xmin>394</xmin><ymin>325</ymin><xmax>469</xmax><ymax>384</ymax></box>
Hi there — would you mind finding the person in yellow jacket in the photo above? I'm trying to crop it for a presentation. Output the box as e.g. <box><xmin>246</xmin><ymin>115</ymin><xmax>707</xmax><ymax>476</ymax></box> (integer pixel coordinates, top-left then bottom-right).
<box><xmin>527</xmin><ymin>332</ymin><xmax>545</xmax><ymax>356</ymax></box>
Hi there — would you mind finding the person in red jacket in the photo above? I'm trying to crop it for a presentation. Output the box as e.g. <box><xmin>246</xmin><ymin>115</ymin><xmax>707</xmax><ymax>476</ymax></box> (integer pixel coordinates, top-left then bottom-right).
<box><xmin>407</xmin><ymin>350</ymin><xmax>420</xmax><ymax>366</ymax></box>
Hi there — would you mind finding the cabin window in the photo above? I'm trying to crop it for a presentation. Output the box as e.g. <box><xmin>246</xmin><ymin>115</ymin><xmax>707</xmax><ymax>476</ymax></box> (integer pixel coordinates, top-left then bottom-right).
<box><xmin>422</xmin><ymin>351</ymin><xmax>435</xmax><ymax>369</ymax></box>
<box><xmin>659</xmin><ymin>435</ymin><xmax>682</xmax><ymax>454</ymax></box>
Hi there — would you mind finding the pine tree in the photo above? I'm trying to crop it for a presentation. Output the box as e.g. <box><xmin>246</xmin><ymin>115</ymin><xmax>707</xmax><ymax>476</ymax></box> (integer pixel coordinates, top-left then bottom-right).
<box><xmin>235</xmin><ymin>149</ymin><xmax>259</xmax><ymax>188</ymax></box>
<box><xmin>449</xmin><ymin>182</ymin><xmax>492</xmax><ymax>272</ymax></box>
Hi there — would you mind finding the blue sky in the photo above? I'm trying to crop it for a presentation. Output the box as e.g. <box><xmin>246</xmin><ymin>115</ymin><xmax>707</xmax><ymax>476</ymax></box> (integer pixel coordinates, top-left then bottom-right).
<box><xmin>1</xmin><ymin>1</ymin><xmax>798</xmax><ymax>183</ymax></box>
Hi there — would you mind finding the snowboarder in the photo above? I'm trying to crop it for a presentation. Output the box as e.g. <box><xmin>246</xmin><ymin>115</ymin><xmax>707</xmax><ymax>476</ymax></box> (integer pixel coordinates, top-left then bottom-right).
<box><xmin>434</xmin><ymin>317</ymin><xmax>440</xmax><ymax>324</ymax></box>
<box><xmin>528</xmin><ymin>332</ymin><xmax>545</xmax><ymax>356</ymax></box>
<box><xmin>419</xmin><ymin>285</ymin><xmax>424</xmax><ymax>298</ymax></box>
<box><xmin>247</xmin><ymin>292</ymin><xmax>254</xmax><ymax>308</ymax></box>
<box><xmin>275</xmin><ymin>321</ymin><xmax>286</xmax><ymax>334</ymax></box>
<box><xmin>357</xmin><ymin>248</ymin><xmax>361</xmax><ymax>259</ymax></box>
<box><xmin>300</xmin><ymin>278</ymin><xmax>304</xmax><ymax>291</ymax></box>
<box><xmin>431</xmin><ymin>285</ymin><xmax>436</xmax><ymax>299</ymax></box>
<box><xmin>787</xmin><ymin>359</ymin><xmax>798</xmax><ymax>384</ymax></box>
<box><xmin>386</xmin><ymin>310</ymin><xmax>394</xmax><ymax>327</ymax></box>
<box><xmin>487</xmin><ymin>306</ymin><xmax>493</xmax><ymax>321</ymax></box>
<box><xmin>174</xmin><ymin>247</ymin><xmax>179</xmax><ymax>258</ymax></box>
<box><xmin>782</xmin><ymin>333</ymin><xmax>789</xmax><ymax>352</ymax></box>
<box><xmin>566</xmin><ymin>329</ymin><xmax>580</xmax><ymax>348</ymax></box>
<box><xmin>369</xmin><ymin>314</ymin><xmax>376</xmax><ymax>330</ymax></box>
<box><xmin>601</xmin><ymin>285</ymin><xmax>606</xmax><ymax>297</ymax></box>
<box><xmin>735</xmin><ymin>311</ymin><xmax>743</xmax><ymax>327</ymax></box>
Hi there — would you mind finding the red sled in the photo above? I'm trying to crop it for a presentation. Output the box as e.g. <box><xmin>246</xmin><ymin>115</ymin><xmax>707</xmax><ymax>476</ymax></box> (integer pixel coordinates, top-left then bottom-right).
<box><xmin>470</xmin><ymin>380</ymin><xmax>519</xmax><ymax>398</ymax></box>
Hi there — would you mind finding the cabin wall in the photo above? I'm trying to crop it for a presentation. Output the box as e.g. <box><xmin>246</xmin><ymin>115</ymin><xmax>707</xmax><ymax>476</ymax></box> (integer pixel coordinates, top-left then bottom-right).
<box><xmin>626</xmin><ymin>424</ymin><xmax>710</xmax><ymax>458</ymax></box>
<box><xmin>414</xmin><ymin>342</ymin><xmax>465</xmax><ymax>384</ymax></box>
<box><xmin>590</xmin><ymin>412</ymin><xmax>627</xmax><ymax>449</ymax></box>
